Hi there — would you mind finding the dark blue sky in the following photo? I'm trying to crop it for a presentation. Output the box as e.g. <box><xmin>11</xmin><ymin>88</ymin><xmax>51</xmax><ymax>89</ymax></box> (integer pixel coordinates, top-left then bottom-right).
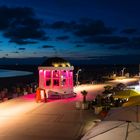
<box><xmin>0</xmin><ymin>0</ymin><xmax>140</xmax><ymax>64</ymax></box>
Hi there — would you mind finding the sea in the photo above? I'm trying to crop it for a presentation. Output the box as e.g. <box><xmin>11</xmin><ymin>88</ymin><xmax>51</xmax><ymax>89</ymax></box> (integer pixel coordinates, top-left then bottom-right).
<box><xmin>0</xmin><ymin>69</ymin><xmax>32</xmax><ymax>78</ymax></box>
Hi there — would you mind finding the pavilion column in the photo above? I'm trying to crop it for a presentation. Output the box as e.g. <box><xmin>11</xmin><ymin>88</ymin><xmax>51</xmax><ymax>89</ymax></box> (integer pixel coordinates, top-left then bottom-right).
<box><xmin>66</xmin><ymin>70</ymin><xmax>69</xmax><ymax>87</ymax></box>
<box><xmin>43</xmin><ymin>70</ymin><xmax>45</xmax><ymax>87</ymax></box>
<box><xmin>39</xmin><ymin>70</ymin><xmax>44</xmax><ymax>89</ymax></box>
<box><xmin>59</xmin><ymin>70</ymin><xmax>61</xmax><ymax>88</ymax></box>
<box><xmin>69</xmin><ymin>71</ymin><xmax>71</xmax><ymax>88</ymax></box>
<box><xmin>71</xmin><ymin>71</ymin><xmax>73</xmax><ymax>88</ymax></box>
<box><xmin>59</xmin><ymin>70</ymin><xmax>62</xmax><ymax>89</ymax></box>
<box><xmin>39</xmin><ymin>71</ymin><xmax>41</xmax><ymax>87</ymax></box>
<box><xmin>50</xmin><ymin>70</ymin><xmax>53</xmax><ymax>89</ymax></box>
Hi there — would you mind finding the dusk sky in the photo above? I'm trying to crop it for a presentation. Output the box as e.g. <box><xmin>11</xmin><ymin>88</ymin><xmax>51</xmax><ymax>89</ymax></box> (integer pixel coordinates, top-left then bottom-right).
<box><xmin>0</xmin><ymin>0</ymin><xmax>140</xmax><ymax>64</ymax></box>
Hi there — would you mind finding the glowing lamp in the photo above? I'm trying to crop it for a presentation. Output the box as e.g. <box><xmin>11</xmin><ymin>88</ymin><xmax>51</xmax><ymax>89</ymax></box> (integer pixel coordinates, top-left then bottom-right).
<box><xmin>39</xmin><ymin>70</ymin><xmax>43</xmax><ymax>73</ymax></box>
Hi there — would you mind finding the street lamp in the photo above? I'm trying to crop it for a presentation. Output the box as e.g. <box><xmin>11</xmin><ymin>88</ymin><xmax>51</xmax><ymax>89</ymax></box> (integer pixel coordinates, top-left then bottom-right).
<box><xmin>139</xmin><ymin>64</ymin><xmax>140</xmax><ymax>76</ymax></box>
<box><xmin>121</xmin><ymin>67</ymin><xmax>126</xmax><ymax>77</ymax></box>
<box><xmin>76</xmin><ymin>69</ymin><xmax>82</xmax><ymax>86</ymax></box>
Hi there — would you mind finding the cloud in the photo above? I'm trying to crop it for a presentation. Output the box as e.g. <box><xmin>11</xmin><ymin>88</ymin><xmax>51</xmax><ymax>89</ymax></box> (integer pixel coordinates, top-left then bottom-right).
<box><xmin>12</xmin><ymin>51</ymin><xmax>19</xmax><ymax>53</ymax></box>
<box><xmin>75</xmin><ymin>44</ymin><xmax>85</xmax><ymax>47</ymax></box>
<box><xmin>56</xmin><ymin>35</ymin><xmax>69</xmax><ymax>40</ymax></box>
<box><xmin>108</xmin><ymin>45</ymin><xmax>124</xmax><ymax>50</ymax></box>
<box><xmin>109</xmin><ymin>37</ymin><xmax>140</xmax><ymax>50</ymax></box>
<box><xmin>42</xmin><ymin>45</ymin><xmax>55</xmax><ymax>48</ymax></box>
<box><xmin>50</xmin><ymin>21</ymin><xmax>77</xmax><ymax>32</ymax></box>
<box><xmin>84</xmin><ymin>36</ymin><xmax>129</xmax><ymax>45</ymax></box>
<box><xmin>9</xmin><ymin>39</ymin><xmax>38</xmax><ymax>45</ymax></box>
<box><xmin>18</xmin><ymin>48</ymin><xmax>26</xmax><ymax>50</ymax></box>
<box><xmin>50</xmin><ymin>19</ymin><xmax>114</xmax><ymax>37</ymax></box>
<box><xmin>0</xmin><ymin>6</ymin><xmax>46</xmax><ymax>45</ymax></box>
<box><xmin>50</xmin><ymin>21</ymin><xmax>68</xmax><ymax>29</ymax></box>
<box><xmin>74</xmin><ymin>20</ymin><xmax>114</xmax><ymax>37</ymax></box>
<box><xmin>41</xmin><ymin>45</ymin><xmax>58</xmax><ymax>56</ymax></box>
<box><xmin>72</xmin><ymin>40</ymin><xmax>83</xmax><ymax>44</ymax></box>
<box><xmin>55</xmin><ymin>0</ymin><xmax>83</xmax><ymax>7</ymax></box>
<box><xmin>121</xmin><ymin>28</ymin><xmax>138</xmax><ymax>34</ymax></box>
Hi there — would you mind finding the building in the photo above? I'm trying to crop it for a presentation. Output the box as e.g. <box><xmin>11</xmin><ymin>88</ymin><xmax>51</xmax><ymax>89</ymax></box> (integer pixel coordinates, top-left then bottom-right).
<box><xmin>38</xmin><ymin>57</ymin><xmax>75</xmax><ymax>99</ymax></box>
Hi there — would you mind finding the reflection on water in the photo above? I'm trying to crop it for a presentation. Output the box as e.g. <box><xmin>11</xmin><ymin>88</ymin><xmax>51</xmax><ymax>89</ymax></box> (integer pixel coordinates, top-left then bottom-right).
<box><xmin>0</xmin><ymin>69</ymin><xmax>32</xmax><ymax>78</ymax></box>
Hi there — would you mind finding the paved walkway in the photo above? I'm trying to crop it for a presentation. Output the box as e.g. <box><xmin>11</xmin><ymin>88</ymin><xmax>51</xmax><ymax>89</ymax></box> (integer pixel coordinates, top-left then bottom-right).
<box><xmin>0</xmin><ymin>93</ymin><xmax>99</xmax><ymax>140</ymax></box>
<box><xmin>0</xmin><ymin>78</ymin><xmax>139</xmax><ymax>140</ymax></box>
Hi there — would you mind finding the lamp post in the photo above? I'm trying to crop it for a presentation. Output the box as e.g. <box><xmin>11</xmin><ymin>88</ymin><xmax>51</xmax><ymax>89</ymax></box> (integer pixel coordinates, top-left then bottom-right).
<box><xmin>76</xmin><ymin>69</ymin><xmax>82</xmax><ymax>86</ymax></box>
<box><xmin>139</xmin><ymin>64</ymin><xmax>140</xmax><ymax>77</ymax></box>
<box><xmin>121</xmin><ymin>67</ymin><xmax>126</xmax><ymax>77</ymax></box>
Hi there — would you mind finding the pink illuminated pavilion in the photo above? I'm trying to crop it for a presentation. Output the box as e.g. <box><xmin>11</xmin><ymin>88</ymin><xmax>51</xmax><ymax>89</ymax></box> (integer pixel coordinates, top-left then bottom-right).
<box><xmin>38</xmin><ymin>57</ymin><xmax>75</xmax><ymax>99</ymax></box>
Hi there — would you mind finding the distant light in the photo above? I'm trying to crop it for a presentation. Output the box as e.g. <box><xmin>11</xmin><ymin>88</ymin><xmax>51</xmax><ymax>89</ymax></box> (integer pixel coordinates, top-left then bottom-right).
<box><xmin>52</xmin><ymin>62</ymin><xmax>70</xmax><ymax>67</ymax></box>
<box><xmin>66</xmin><ymin>63</ymin><xmax>70</xmax><ymax>67</ymax></box>
<box><xmin>61</xmin><ymin>63</ymin><xmax>65</xmax><ymax>67</ymax></box>
<box><xmin>53</xmin><ymin>63</ymin><xmax>59</xmax><ymax>67</ymax></box>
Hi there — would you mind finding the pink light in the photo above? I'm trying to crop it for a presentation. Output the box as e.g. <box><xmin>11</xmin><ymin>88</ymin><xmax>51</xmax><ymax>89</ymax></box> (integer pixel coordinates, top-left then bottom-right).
<box><xmin>44</xmin><ymin>70</ymin><xmax>46</xmax><ymax>74</ymax></box>
<box><xmin>21</xmin><ymin>93</ymin><xmax>35</xmax><ymax>101</ymax></box>
<box><xmin>39</xmin><ymin>70</ymin><xmax>43</xmax><ymax>73</ymax></box>
<box><xmin>70</xmin><ymin>71</ymin><xmax>73</xmax><ymax>77</ymax></box>
<box><xmin>66</xmin><ymin>70</ymin><xmax>68</xmax><ymax>78</ymax></box>
<box><xmin>46</xmin><ymin>70</ymin><xmax>51</xmax><ymax>78</ymax></box>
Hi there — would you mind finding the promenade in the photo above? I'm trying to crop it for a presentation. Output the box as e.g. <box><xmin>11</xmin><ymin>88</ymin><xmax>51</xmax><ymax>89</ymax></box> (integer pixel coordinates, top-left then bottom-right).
<box><xmin>0</xmin><ymin>78</ymin><xmax>139</xmax><ymax>140</ymax></box>
<box><xmin>0</xmin><ymin>93</ymin><xmax>99</xmax><ymax>140</ymax></box>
